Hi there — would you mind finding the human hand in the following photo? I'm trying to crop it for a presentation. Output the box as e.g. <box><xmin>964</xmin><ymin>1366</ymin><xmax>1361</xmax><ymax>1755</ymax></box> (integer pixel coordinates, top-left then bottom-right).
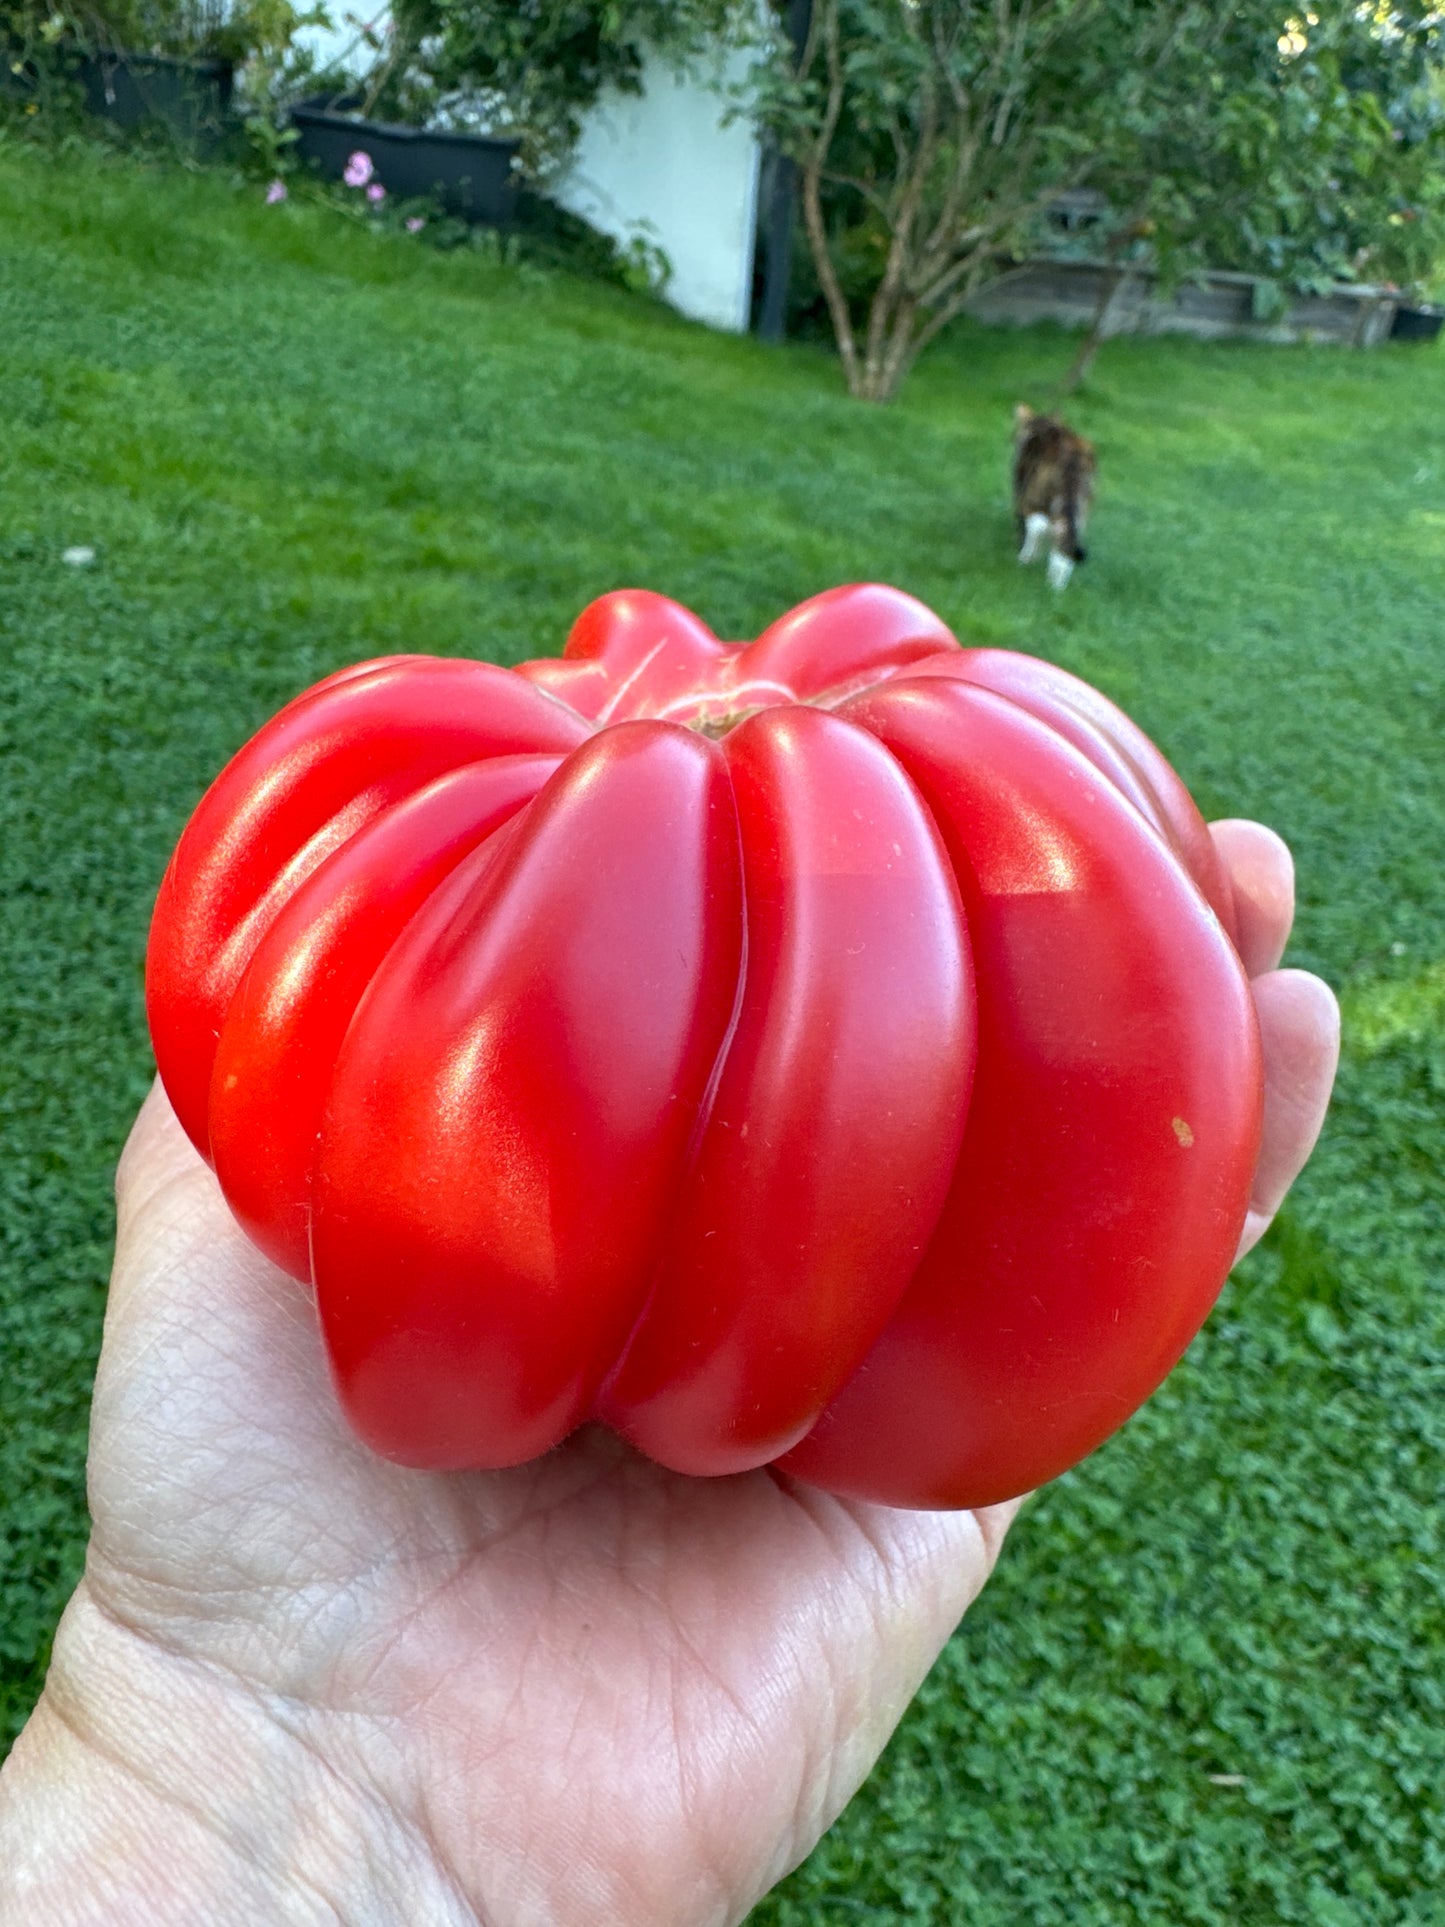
<box><xmin>1208</xmin><ymin>819</ymin><xmax>1340</xmax><ymax>1259</ymax></box>
<box><xmin>0</xmin><ymin>821</ymin><xmax>1337</xmax><ymax>1927</ymax></box>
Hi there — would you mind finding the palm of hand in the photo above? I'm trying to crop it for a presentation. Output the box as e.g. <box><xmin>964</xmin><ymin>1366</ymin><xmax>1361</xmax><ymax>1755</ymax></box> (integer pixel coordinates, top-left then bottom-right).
<box><xmin>54</xmin><ymin>821</ymin><xmax>1334</xmax><ymax>1927</ymax></box>
<box><xmin>78</xmin><ymin>1095</ymin><xmax>1010</xmax><ymax>1924</ymax></box>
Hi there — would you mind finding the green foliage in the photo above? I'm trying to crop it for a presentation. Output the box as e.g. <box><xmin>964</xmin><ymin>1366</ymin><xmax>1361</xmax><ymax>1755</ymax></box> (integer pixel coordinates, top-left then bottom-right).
<box><xmin>0</xmin><ymin>0</ymin><xmax>318</xmax><ymax>63</ymax></box>
<box><xmin>368</xmin><ymin>0</ymin><xmax>757</xmax><ymax>175</ymax></box>
<box><xmin>1082</xmin><ymin>2</ymin><xmax>1445</xmax><ymax>298</ymax></box>
<box><xmin>0</xmin><ymin>0</ymin><xmax>331</xmax><ymax>169</ymax></box>
<box><xmin>1</xmin><ymin>141</ymin><xmax>1442</xmax><ymax>1922</ymax></box>
<box><xmin>758</xmin><ymin>1</ymin><xmax>1445</xmax><ymax>398</ymax></box>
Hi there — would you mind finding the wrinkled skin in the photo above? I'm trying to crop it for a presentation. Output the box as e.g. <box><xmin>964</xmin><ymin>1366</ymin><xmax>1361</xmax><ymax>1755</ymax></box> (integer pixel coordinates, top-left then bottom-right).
<box><xmin>0</xmin><ymin>823</ymin><xmax>1337</xmax><ymax>1927</ymax></box>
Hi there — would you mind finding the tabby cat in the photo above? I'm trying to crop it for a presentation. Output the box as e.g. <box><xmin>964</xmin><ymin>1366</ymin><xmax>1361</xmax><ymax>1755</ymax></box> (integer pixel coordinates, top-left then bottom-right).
<box><xmin>1013</xmin><ymin>404</ymin><xmax>1097</xmax><ymax>590</ymax></box>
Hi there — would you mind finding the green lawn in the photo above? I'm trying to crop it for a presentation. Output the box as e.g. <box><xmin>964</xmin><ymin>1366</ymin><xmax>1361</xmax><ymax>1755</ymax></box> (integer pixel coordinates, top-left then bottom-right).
<box><xmin>1</xmin><ymin>138</ymin><xmax>1441</xmax><ymax>1923</ymax></box>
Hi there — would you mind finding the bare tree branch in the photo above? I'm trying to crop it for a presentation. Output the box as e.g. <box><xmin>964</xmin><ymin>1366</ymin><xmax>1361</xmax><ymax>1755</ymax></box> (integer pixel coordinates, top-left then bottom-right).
<box><xmin>799</xmin><ymin>0</ymin><xmax>863</xmax><ymax>394</ymax></box>
<box><xmin>861</xmin><ymin>64</ymin><xmax>938</xmax><ymax>391</ymax></box>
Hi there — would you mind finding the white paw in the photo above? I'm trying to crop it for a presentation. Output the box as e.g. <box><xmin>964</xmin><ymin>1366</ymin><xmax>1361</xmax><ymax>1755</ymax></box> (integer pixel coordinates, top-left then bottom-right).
<box><xmin>1018</xmin><ymin>512</ymin><xmax>1050</xmax><ymax>564</ymax></box>
<box><xmin>1046</xmin><ymin>551</ymin><xmax>1075</xmax><ymax>591</ymax></box>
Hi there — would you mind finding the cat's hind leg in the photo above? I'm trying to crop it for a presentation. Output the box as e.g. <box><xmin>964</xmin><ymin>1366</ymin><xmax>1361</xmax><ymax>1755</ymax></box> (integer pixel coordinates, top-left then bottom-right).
<box><xmin>1018</xmin><ymin>512</ymin><xmax>1050</xmax><ymax>563</ymax></box>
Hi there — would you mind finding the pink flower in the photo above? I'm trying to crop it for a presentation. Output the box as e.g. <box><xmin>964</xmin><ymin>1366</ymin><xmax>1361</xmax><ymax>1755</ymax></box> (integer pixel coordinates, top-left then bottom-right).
<box><xmin>367</xmin><ymin>182</ymin><xmax>386</xmax><ymax>204</ymax></box>
<box><xmin>406</xmin><ymin>216</ymin><xmax>425</xmax><ymax>233</ymax></box>
<box><xmin>343</xmin><ymin>150</ymin><xmax>374</xmax><ymax>188</ymax></box>
<box><xmin>265</xmin><ymin>179</ymin><xmax>287</xmax><ymax>204</ymax></box>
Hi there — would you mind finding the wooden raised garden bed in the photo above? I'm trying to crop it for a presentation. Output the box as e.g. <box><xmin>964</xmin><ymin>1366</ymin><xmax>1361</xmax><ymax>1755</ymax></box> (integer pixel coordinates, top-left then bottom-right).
<box><xmin>966</xmin><ymin>258</ymin><xmax>1402</xmax><ymax>348</ymax></box>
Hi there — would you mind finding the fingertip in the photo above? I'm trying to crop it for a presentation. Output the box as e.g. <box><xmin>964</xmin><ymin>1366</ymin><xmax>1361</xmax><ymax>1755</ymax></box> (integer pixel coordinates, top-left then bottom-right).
<box><xmin>1209</xmin><ymin>819</ymin><xmax>1295</xmax><ymax>976</ymax></box>
<box><xmin>1254</xmin><ymin>967</ymin><xmax>1342</xmax><ymax>1087</ymax></box>
<box><xmin>1235</xmin><ymin>1206</ymin><xmax>1271</xmax><ymax>1262</ymax></box>
<box><xmin>1240</xmin><ymin>968</ymin><xmax>1341</xmax><ymax>1254</ymax></box>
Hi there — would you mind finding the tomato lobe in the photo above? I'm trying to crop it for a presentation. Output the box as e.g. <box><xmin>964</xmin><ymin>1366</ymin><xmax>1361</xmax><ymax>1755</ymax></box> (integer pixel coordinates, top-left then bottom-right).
<box><xmin>146</xmin><ymin>583</ymin><xmax>1264</xmax><ymax>1507</ymax></box>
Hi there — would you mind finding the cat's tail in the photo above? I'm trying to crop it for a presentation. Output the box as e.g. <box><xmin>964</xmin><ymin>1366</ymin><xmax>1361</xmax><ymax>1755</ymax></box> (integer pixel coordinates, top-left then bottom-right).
<box><xmin>1059</xmin><ymin>449</ymin><xmax>1091</xmax><ymax>564</ymax></box>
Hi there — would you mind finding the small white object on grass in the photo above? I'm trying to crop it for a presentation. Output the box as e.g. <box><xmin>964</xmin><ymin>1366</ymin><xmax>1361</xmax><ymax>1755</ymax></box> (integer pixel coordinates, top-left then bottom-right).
<box><xmin>62</xmin><ymin>546</ymin><xmax>96</xmax><ymax>567</ymax></box>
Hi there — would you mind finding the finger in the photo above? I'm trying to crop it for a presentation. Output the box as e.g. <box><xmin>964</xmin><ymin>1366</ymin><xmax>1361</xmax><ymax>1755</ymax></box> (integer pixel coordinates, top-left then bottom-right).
<box><xmin>1236</xmin><ymin>968</ymin><xmax>1341</xmax><ymax>1260</ymax></box>
<box><xmin>1209</xmin><ymin>818</ymin><xmax>1295</xmax><ymax>977</ymax></box>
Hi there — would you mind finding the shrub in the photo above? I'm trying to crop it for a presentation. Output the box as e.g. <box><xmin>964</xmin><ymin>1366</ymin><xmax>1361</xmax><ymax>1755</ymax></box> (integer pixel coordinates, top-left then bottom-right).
<box><xmin>361</xmin><ymin>0</ymin><xmax>759</xmax><ymax>176</ymax></box>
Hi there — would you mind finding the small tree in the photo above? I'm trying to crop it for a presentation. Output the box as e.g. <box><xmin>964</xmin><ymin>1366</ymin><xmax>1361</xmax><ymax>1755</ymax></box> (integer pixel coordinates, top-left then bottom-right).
<box><xmin>758</xmin><ymin>0</ymin><xmax>1445</xmax><ymax>403</ymax></box>
<box><xmin>757</xmin><ymin>0</ymin><xmax>1106</xmax><ymax>402</ymax></box>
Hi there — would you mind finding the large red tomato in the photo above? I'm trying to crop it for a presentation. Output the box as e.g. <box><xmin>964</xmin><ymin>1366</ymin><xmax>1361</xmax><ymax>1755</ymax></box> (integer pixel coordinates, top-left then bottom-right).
<box><xmin>146</xmin><ymin>584</ymin><xmax>1262</xmax><ymax>1508</ymax></box>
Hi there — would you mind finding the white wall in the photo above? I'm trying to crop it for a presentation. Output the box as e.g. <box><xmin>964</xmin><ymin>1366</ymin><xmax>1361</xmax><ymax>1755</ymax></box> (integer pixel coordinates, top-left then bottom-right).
<box><xmin>555</xmin><ymin>47</ymin><xmax>763</xmax><ymax>334</ymax></box>
<box><xmin>285</xmin><ymin>24</ymin><xmax>765</xmax><ymax>335</ymax></box>
<box><xmin>292</xmin><ymin>11</ymin><xmax>379</xmax><ymax>82</ymax></box>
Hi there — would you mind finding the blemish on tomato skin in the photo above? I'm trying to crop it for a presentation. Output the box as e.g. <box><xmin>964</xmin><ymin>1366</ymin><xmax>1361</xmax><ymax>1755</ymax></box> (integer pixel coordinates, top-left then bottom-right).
<box><xmin>1172</xmin><ymin>1117</ymin><xmax>1195</xmax><ymax>1148</ymax></box>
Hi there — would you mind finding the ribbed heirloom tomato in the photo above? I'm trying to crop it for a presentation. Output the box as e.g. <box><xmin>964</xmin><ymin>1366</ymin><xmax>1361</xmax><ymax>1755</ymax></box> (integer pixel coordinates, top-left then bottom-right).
<box><xmin>146</xmin><ymin>583</ymin><xmax>1262</xmax><ymax>1509</ymax></box>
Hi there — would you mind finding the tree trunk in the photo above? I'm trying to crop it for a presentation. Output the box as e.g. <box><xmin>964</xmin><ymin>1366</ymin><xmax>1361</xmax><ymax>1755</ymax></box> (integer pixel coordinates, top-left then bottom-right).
<box><xmin>1059</xmin><ymin>259</ymin><xmax>1139</xmax><ymax>395</ymax></box>
<box><xmin>801</xmin><ymin>158</ymin><xmax>863</xmax><ymax>395</ymax></box>
<box><xmin>796</xmin><ymin>0</ymin><xmax>866</xmax><ymax>396</ymax></box>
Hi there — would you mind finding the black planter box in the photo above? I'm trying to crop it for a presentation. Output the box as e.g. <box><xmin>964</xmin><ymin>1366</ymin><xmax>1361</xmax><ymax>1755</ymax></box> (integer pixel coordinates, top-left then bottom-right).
<box><xmin>291</xmin><ymin>101</ymin><xmax>520</xmax><ymax>225</ymax></box>
<box><xmin>77</xmin><ymin>51</ymin><xmax>233</xmax><ymax>150</ymax></box>
<box><xmin>1389</xmin><ymin>303</ymin><xmax>1444</xmax><ymax>343</ymax></box>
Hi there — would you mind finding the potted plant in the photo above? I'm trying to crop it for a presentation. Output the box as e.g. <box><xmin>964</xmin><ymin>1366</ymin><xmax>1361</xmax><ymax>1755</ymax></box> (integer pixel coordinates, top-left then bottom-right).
<box><xmin>286</xmin><ymin>2</ymin><xmax>750</xmax><ymax>227</ymax></box>
<box><xmin>2</xmin><ymin>5</ymin><xmax>229</xmax><ymax>142</ymax></box>
<box><xmin>2</xmin><ymin>0</ymin><xmax>314</xmax><ymax>151</ymax></box>
<box><xmin>289</xmin><ymin>89</ymin><xmax>521</xmax><ymax>226</ymax></box>
<box><xmin>75</xmin><ymin>43</ymin><xmax>233</xmax><ymax>148</ymax></box>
